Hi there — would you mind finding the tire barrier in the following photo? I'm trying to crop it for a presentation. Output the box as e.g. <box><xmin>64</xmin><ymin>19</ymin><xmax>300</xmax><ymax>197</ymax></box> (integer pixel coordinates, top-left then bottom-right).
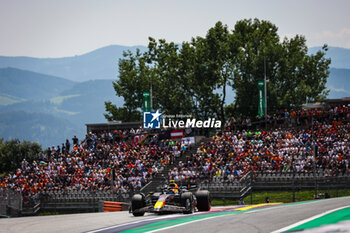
<box><xmin>103</xmin><ymin>201</ymin><xmax>129</xmax><ymax>212</ymax></box>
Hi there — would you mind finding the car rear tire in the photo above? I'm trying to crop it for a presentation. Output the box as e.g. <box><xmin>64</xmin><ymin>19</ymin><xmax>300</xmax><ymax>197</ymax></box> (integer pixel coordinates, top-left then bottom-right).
<box><xmin>181</xmin><ymin>192</ymin><xmax>194</xmax><ymax>214</ymax></box>
<box><xmin>131</xmin><ymin>194</ymin><xmax>146</xmax><ymax>216</ymax></box>
<box><xmin>196</xmin><ymin>190</ymin><xmax>211</xmax><ymax>211</ymax></box>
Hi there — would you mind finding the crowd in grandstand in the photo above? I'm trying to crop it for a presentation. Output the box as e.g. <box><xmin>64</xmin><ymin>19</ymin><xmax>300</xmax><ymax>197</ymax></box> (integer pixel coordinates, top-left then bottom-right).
<box><xmin>231</xmin><ymin>104</ymin><xmax>350</xmax><ymax>131</ymax></box>
<box><xmin>0</xmin><ymin>129</ymin><xmax>189</xmax><ymax>200</ymax></box>
<box><xmin>1</xmin><ymin>104</ymin><xmax>349</xmax><ymax>200</ymax></box>
<box><xmin>169</xmin><ymin>105</ymin><xmax>350</xmax><ymax>183</ymax></box>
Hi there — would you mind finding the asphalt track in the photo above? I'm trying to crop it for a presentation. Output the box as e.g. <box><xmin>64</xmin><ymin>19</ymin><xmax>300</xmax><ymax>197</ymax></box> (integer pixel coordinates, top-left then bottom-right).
<box><xmin>0</xmin><ymin>196</ymin><xmax>349</xmax><ymax>233</ymax></box>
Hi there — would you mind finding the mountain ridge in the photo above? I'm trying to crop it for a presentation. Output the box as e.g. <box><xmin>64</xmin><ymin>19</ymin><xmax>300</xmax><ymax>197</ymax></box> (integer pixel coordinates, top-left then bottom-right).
<box><xmin>0</xmin><ymin>45</ymin><xmax>147</xmax><ymax>82</ymax></box>
<box><xmin>0</xmin><ymin>67</ymin><xmax>75</xmax><ymax>101</ymax></box>
<box><xmin>0</xmin><ymin>67</ymin><xmax>122</xmax><ymax>147</ymax></box>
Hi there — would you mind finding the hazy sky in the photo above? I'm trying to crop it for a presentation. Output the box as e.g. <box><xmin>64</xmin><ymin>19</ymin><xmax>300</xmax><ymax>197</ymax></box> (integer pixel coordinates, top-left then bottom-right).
<box><xmin>1</xmin><ymin>0</ymin><xmax>350</xmax><ymax>58</ymax></box>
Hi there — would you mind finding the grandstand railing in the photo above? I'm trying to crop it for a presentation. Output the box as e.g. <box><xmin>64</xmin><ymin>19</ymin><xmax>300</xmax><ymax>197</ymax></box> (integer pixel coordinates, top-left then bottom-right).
<box><xmin>0</xmin><ymin>189</ymin><xmax>22</xmax><ymax>217</ymax></box>
<box><xmin>195</xmin><ymin>170</ymin><xmax>350</xmax><ymax>199</ymax></box>
<box><xmin>3</xmin><ymin>171</ymin><xmax>350</xmax><ymax>216</ymax></box>
<box><xmin>5</xmin><ymin>189</ymin><xmax>135</xmax><ymax>216</ymax></box>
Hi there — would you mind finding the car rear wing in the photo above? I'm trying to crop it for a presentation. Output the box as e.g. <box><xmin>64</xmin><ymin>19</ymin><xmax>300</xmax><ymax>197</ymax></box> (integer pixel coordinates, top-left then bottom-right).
<box><xmin>180</xmin><ymin>184</ymin><xmax>199</xmax><ymax>192</ymax></box>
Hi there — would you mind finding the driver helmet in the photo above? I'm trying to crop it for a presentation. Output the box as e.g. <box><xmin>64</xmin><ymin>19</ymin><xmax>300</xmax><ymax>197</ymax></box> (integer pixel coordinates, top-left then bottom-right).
<box><xmin>168</xmin><ymin>182</ymin><xmax>179</xmax><ymax>194</ymax></box>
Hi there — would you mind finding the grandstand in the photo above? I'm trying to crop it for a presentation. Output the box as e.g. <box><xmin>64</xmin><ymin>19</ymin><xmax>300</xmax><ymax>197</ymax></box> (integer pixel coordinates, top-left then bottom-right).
<box><xmin>0</xmin><ymin>104</ymin><xmax>349</xmax><ymax>216</ymax></box>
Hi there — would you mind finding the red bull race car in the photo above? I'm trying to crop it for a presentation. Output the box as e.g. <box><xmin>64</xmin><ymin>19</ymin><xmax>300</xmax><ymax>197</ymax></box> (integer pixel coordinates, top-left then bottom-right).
<box><xmin>130</xmin><ymin>182</ymin><xmax>211</xmax><ymax>216</ymax></box>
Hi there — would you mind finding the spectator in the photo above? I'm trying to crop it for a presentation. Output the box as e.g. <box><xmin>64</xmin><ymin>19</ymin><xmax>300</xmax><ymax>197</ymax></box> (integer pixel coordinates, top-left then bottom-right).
<box><xmin>72</xmin><ymin>135</ymin><xmax>79</xmax><ymax>145</ymax></box>
<box><xmin>65</xmin><ymin>139</ymin><xmax>70</xmax><ymax>152</ymax></box>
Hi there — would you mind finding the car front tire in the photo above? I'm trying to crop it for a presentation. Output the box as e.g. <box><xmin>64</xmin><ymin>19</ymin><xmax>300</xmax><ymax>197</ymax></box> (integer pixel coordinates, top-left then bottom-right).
<box><xmin>131</xmin><ymin>194</ymin><xmax>146</xmax><ymax>216</ymax></box>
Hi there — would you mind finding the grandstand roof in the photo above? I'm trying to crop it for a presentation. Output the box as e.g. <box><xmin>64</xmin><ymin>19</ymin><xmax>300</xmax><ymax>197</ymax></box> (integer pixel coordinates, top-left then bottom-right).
<box><xmin>86</xmin><ymin>122</ymin><xmax>142</xmax><ymax>133</ymax></box>
<box><xmin>324</xmin><ymin>97</ymin><xmax>350</xmax><ymax>105</ymax></box>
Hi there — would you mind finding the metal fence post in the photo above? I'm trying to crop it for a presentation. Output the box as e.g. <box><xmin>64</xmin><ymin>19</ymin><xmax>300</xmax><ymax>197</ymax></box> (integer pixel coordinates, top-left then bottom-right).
<box><xmin>336</xmin><ymin>174</ymin><xmax>339</xmax><ymax>197</ymax></box>
<box><xmin>292</xmin><ymin>170</ymin><xmax>295</xmax><ymax>202</ymax></box>
<box><xmin>250</xmin><ymin>171</ymin><xmax>253</xmax><ymax>204</ymax></box>
<box><xmin>98</xmin><ymin>200</ymin><xmax>104</xmax><ymax>212</ymax></box>
<box><xmin>313</xmin><ymin>143</ymin><xmax>318</xmax><ymax>199</ymax></box>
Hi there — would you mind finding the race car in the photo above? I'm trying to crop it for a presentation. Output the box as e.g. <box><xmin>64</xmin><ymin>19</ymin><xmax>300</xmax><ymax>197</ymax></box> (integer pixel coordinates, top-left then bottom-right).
<box><xmin>130</xmin><ymin>181</ymin><xmax>211</xmax><ymax>216</ymax></box>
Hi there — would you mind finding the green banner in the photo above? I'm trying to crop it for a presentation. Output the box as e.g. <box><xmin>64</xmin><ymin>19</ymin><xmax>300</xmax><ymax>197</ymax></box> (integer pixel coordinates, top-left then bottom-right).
<box><xmin>143</xmin><ymin>92</ymin><xmax>151</xmax><ymax>112</ymax></box>
<box><xmin>258</xmin><ymin>81</ymin><xmax>265</xmax><ymax>118</ymax></box>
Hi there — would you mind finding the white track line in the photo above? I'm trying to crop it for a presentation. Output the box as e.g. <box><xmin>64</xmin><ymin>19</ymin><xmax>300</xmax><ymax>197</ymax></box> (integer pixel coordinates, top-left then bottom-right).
<box><xmin>146</xmin><ymin>215</ymin><xmax>227</xmax><ymax>233</ymax></box>
<box><xmin>86</xmin><ymin>214</ymin><xmax>183</xmax><ymax>233</ymax></box>
<box><xmin>271</xmin><ymin>205</ymin><xmax>350</xmax><ymax>233</ymax></box>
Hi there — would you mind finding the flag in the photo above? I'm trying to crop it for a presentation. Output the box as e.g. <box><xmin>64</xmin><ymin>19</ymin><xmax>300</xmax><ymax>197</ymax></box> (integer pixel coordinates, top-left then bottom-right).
<box><xmin>258</xmin><ymin>81</ymin><xmax>266</xmax><ymax>118</ymax></box>
<box><xmin>171</xmin><ymin>130</ymin><xmax>184</xmax><ymax>139</ymax></box>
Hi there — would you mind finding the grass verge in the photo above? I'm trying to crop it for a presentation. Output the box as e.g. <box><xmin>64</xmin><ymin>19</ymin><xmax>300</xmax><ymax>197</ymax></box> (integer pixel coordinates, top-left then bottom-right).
<box><xmin>212</xmin><ymin>189</ymin><xmax>350</xmax><ymax>206</ymax></box>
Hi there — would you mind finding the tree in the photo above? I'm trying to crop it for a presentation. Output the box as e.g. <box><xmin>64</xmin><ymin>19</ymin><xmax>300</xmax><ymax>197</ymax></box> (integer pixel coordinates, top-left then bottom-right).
<box><xmin>105</xmin><ymin>37</ymin><xmax>223</xmax><ymax>121</ymax></box>
<box><xmin>232</xmin><ymin>19</ymin><xmax>282</xmax><ymax>118</ymax></box>
<box><xmin>198</xmin><ymin>21</ymin><xmax>239</xmax><ymax>124</ymax></box>
<box><xmin>106</xmin><ymin>19</ymin><xmax>331</xmax><ymax>123</ymax></box>
<box><xmin>272</xmin><ymin>41</ymin><xmax>330</xmax><ymax>107</ymax></box>
<box><xmin>0</xmin><ymin>139</ymin><xmax>42</xmax><ymax>174</ymax></box>
<box><xmin>113</xmin><ymin>49</ymin><xmax>150</xmax><ymax>113</ymax></box>
<box><xmin>104</xmin><ymin>102</ymin><xmax>141</xmax><ymax>122</ymax></box>
<box><xmin>232</xmin><ymin>19</ymin><xmax>330</xmax><ymax>118</ymax></box>
<box><xmin>144</xmin><ymin>38</ymin><xmax>196</xmax><ymax>115</ymax></box>
<box><xmin>105</xmin><ymin>24</ymin><xmax>238</xmax><ymax>122</ymax></box>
